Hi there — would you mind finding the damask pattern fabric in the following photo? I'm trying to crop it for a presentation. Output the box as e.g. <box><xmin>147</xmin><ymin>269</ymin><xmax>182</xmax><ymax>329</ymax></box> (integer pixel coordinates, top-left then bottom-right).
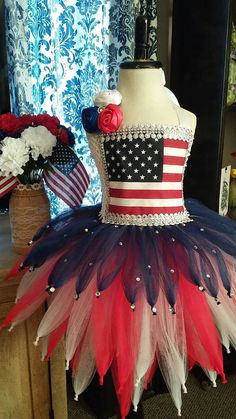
<box><xmin>4</xmin><ymin>0</ymin><xmax>157</xmax><ymax>215</ymax></box>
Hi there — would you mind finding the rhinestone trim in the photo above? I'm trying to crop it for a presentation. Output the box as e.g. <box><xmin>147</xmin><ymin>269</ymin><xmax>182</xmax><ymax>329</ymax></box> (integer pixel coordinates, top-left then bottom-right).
<box><xmin>99</xmin><ymin>124</ymin><xmax>194</xmax><ymax>144</ymax></box>
<box><xmin>102</xmin><ymin>210</ymin><xmax>192</xmax><ymax>227</ymax></box>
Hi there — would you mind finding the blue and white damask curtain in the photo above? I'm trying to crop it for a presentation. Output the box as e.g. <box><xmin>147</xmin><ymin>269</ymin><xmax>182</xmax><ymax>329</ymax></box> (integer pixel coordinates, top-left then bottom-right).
<box><xmin>4</xmin><ymin>0</ymin><xmax>157</xmax><ymax>215</ymax></box>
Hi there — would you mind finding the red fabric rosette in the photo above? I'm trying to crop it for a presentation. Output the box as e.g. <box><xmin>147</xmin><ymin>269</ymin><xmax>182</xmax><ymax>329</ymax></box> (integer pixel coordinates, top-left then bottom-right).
<box><xmin>98</xmin><ymin>104</ymin><xmax>123</xmax><ymax>134</ymax></box>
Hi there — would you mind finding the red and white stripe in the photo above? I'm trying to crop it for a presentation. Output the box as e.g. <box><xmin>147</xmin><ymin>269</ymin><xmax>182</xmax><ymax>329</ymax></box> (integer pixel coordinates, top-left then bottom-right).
<box><xmin>0</xmin><ymin>175</ymin><xmax>18</xmax><ymax>198</ymax></box>
<box><xmin>44</xmin><ymin>161</ymin><xmax>89</xmax><ymax>208</ymax></box>
<box><xmin>108</xmin><ymin>139</ymin><xmax>188</xmax><ymax>216</ymax></box>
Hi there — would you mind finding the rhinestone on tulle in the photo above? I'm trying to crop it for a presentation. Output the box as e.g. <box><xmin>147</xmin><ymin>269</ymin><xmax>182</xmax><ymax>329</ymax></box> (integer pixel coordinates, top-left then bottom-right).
<box><xmin>194</xmin><ymin>245</ymin><xmax>198</xmax><ymax>250</ymax></box>
<box><xmin>74</xmin><ymin>293</ymin><xmax>80</xmax><ymax>300</ymax></box>
<box><xmin>198</xmin><ymin>286</ymin><xmax>205</xmax><ymax>292</ymax></box>
<box><xmin>28</xmin><ymin>240</ymin><xmax>33</xmax><ymax>246</ymax></box>
<box><xmin>46</xmin><ymin>286</ymin><xmax>56</xmax><ymax>294</ymax></box>
<box><xmin>170</xmin><ymin>269</ymin><xmax>175</xmax><ymax>274</ymax></box>
<box><xmin>171</xmin><ymin>237</ymin><xmax>175</xmax><ymax>242</ymax></box>
<box><xmin>130</xmin><ymin>303</ymin><xmax>136</xmax><ymax>311</ymax></box>
<box><xmin>147</xmin><ymin>265</ymin><xmax>151</xmax><ymax>269</ymax></box>
<box><xmin>151</xmin><ymin>306</ymin><xmax>157</xmax><ymax>315</ymax></box>
<box><xmin>206</xmin><ymin>274</ymin><xmax>211</xmax><ymax>278</ymax></box>
<box><xmin>169</xmin><ymin>306</ymin><xmax>176</xmax><ymax>314</ymax></box>
<box><xmin>200</xmin><ymin>228</ymin><xmax>205</xmax><ymax>232</ymax></box>
<box><xmin>84</xmin><ymin>228</ymin><xmax>89</xmax><ymax>232</ymax></box>
<box><xmin>88</xmin><ymin>262</ymin><xmax>93</xmax><ymax>266</ymax></box>
<box><xmin>136</xmin><ymin>277</ymin><xmax>141</xmax><ymax>282</ymax></box>
<box><xmin>212</xmin><ymin>249</ymin><xmax>217</xmax><ymax>254</ymax></box>
<box><xmin>64</xmin><ymin>258</ymin><xmax>68</xmax><ymax>262</ymax></box>
<box><xmin>119</xmin><ymin>241</ymin><xmax>123</xmax><ymax>246</ymax></box>
<box><xmin>95</xmin><ymin>291</ymin><xmax>101</xmax><ymax>298</ymax></box>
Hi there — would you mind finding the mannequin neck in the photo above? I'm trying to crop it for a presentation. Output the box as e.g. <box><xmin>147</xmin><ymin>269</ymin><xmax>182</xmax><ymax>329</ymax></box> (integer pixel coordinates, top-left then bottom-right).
<box><xmin>116</xmin><ymin>67</ymin><xmax>181</xmax><ymax>126</ymax></box>
<box><xmin>117</xmin><ymin>68</ymin><xmax>166</xmax><ymax>100</ymax></box>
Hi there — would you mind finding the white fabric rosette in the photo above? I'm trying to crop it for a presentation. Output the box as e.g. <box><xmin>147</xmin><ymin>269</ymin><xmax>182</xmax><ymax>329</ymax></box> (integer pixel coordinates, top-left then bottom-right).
<box><xmin>93</xmin><ymin>89</ymin><xmax>122</xmax><ymax>107</ymax></box>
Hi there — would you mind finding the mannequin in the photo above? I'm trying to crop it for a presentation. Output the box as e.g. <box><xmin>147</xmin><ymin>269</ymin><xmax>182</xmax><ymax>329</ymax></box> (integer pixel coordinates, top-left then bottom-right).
<box><xmin>116</xmin><ymin>67</ymin><xmax>196</xmax><ymax>131</ymax></box>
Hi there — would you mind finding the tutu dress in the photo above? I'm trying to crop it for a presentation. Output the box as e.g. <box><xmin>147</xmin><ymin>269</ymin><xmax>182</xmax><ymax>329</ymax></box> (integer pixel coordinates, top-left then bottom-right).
<box><xmin>1</xmin><ymin>95</ymin><xmax>236</xmax><ymax>419</ymax></box>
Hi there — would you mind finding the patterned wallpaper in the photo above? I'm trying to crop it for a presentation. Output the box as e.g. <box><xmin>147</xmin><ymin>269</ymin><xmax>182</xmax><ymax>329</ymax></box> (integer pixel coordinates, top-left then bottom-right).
<box><xmin>5</xmin><ymin>0</ymin><xmax>157</xmax><ymax>214</ymax></box>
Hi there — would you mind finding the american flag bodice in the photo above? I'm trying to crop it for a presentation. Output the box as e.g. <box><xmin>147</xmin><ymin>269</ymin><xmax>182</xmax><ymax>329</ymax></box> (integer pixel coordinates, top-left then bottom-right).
<box><xmin>89</xmin><ymin>124</ymin><xmax>194</xmax><ymax>226</ymax></box>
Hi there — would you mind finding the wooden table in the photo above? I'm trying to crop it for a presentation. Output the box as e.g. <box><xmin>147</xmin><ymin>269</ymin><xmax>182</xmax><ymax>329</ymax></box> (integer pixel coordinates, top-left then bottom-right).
<box><xmin>0</xmin><ymin>214</ymin><xmax>68</xmax><ymax>419</ymax></box>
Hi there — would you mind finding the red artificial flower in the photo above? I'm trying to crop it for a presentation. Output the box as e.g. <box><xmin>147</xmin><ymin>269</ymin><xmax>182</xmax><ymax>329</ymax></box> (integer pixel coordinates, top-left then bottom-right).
<box><xmin>0</xmin><ymin>113</ymin><xmax>22</xmax><ymax>133</ymax></box>
<box><xmin>34</xmin><ymin>114</ymin><xmax>60</xmax><ymax>136</ymax></box>
<box><xmin>98</xmin><ymin>104</ymin><xmax>123</xmax><ymax>134</ymax></box>
<box><xmin>19</xmin><ymin>114</ymin><xmax>37</xmax><ymax>129</ymax></box>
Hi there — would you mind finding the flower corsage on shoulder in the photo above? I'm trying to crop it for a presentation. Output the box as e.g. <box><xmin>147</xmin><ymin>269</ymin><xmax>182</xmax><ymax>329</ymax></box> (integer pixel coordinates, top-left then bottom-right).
<box><xmin>82</xmin><ymin>90</ymin><xmax>123</xmax><ymax>134</ymax></box>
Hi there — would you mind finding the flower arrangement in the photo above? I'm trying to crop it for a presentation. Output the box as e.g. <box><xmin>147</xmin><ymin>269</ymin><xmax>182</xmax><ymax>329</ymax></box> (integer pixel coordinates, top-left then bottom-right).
<box><xmin>0</xmin><ymin>112</ymin><xmax>89</xmax><ymax>208</ymax></box>
<box><xmin>0</xmin><ymin>113</ymin><xmax>75</xmax><ymax>186</ymax></box>
<box><xmin>81</xmin><ymin>89</ymin><xmax>124</xmax><ymax>134</ymax></box>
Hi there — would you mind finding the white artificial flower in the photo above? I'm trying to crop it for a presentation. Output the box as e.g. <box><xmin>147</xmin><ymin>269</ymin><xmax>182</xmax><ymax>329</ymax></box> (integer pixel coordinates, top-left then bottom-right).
<box><xmin>93</xmin><ymin>89</ymin><xmax>122</xmax><ymax>107</ymax></box>
<box><xmin>21</xmin><ymin>125</ymin><xmax>57</xmax><ymax>160</ymax></box>
<box><xmin>0</xmin><ymin>137</ymin><xmax>30</xmax><ymax>177</ymax></box>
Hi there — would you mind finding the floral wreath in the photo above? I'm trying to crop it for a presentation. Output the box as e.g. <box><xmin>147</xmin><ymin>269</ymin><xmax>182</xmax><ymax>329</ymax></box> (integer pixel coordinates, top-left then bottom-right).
<box><xmin>82</xmin><ymin>90</ymin><xmax>124</xmax><ymax>134</ymax></box>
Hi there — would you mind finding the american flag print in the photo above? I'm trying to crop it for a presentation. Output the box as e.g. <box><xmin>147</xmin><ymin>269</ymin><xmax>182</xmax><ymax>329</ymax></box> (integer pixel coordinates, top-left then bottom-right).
<box><xmin>0</xmin><ymin>175</ymin><xmax>18</xmax><ymax>198</ymax></box>
<box><xmin>103</xmin><ymin>135</ymin><xmax>189</xmax><ymax>216</ymax></box>
<box><xmin>44</xmin><ymin>142</ymin><xmax>89</xmax><ymax>208</ymax></box>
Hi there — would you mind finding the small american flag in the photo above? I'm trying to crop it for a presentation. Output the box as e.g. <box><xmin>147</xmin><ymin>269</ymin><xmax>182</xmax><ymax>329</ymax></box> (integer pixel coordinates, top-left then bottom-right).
<box><xmin>0</xmin><ymin>175</ymin><xmax>18</xmax><ymax>198</ymax></box>
<box><xmin>44</xmin><ymin>142</ymin><xmax>89</xmax><ymax>208</ymax></box>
